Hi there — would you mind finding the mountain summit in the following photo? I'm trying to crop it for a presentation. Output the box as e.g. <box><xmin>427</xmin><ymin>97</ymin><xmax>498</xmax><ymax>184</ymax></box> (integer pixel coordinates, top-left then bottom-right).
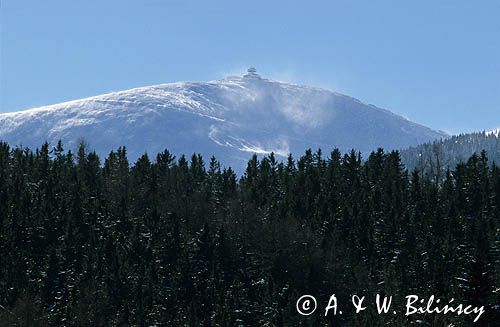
<box><xmin>0</xmin><ymin>69</ymin><xmax>446</xmax><ymax>170</ymax></box>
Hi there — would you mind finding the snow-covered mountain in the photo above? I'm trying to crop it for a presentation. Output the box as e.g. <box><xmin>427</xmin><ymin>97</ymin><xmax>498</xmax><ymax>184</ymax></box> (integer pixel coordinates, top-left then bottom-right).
<box><xmin>0</xmin><ymin>69</ymin><xmax>446</xmax><ymax>170</ymax></box>
<box><xmin>487</xmin><ymin>128</ymin><xmax>500</xmax><ymax>137</ymax></box>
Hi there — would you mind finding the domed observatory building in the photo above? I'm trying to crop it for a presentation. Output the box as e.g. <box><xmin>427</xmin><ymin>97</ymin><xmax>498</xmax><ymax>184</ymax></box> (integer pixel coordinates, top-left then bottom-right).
<box><xmin>243</xmin><ymin>67</ymin><xmax>262</xmax><ymax>79</ymax></box>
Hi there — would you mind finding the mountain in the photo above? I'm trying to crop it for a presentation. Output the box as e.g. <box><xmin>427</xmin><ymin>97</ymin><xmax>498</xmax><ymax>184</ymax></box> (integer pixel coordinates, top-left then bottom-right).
<box><xmin>401</xmin><ymin>129</ymin><xmax>500</xmax><ymax>177</ymax></box>
<box><xmin>488</xmin><ymin>128</ymin><xmax>500</xmax><ymax>137</ymax></box>
<box><xmin>0</xmin><ymin>68</ymin><xmax>446</xmax><ymax>171</ymax></box>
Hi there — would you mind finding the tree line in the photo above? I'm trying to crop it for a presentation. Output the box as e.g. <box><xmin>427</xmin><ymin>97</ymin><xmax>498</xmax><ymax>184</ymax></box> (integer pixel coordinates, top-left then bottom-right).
<box><xmin>0</xmin><ymin>141</ymin><xmax>499</xmax><ymax>326</ymax></box>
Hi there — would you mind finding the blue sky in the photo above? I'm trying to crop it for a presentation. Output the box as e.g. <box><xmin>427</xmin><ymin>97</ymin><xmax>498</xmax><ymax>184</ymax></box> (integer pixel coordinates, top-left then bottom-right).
<box><xmin>1</xmin><ymin>0</ymin><xmax>499</xmax><ymax>134</ymax></box>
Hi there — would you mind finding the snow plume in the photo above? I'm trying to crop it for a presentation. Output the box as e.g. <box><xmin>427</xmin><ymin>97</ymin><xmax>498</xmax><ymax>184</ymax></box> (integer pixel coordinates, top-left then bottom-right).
<box><xmin>276</xmin><ymin>88</ymin><xmax>336</xmax><ymax>129</ymax></box>
<box><xmin>221</xmin><ymin>66</ymin><xmax>256</xmax><ymax>81</ymax></box>
<box><xmin>220</xmin><ymin>77</ymin><xmax>336</xmax><ymax>130</ymax></box>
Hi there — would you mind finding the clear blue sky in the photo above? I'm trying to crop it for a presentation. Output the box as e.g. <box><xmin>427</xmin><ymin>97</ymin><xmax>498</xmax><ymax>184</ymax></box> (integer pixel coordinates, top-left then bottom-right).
<box><xmin>1</xmin><ymin>0</ymin><xmax>499</xmax><ymax>134</ymax></box>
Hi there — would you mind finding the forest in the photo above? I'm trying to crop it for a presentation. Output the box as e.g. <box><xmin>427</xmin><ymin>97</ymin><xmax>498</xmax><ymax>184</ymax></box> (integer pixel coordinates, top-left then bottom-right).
<box><xmin>0</xmin><ymin>141</ymin><xmax>499</xmax><ymax>326</ymax></box>
<box><xmin>401</xmin><ymin>131</ymin><xmax>500</xmax><ymax>178</ymax></box>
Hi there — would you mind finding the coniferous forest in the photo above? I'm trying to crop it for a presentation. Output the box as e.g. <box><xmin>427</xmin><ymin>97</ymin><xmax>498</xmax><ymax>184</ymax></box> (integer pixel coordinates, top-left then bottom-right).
<box><xmin>401</xmin><ymin>131</ymin><xmax>500</xmax><ymax>178</ymax></box>
<box><xmin>0</xmin><ymin>141</ymin><xmax>499</xmax><ymax>326</ymax></box>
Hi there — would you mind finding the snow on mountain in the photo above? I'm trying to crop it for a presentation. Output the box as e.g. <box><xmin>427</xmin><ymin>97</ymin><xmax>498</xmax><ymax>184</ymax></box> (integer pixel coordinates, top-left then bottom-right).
<box><xmin>0</xmin><ymin>69</ymin><xmax>447</xmax><ymax>171</ymax></box>
<box><xmin>487</xmin><ymin>128</ymin><xmax>500</xmax><ymax>137</ymax></box>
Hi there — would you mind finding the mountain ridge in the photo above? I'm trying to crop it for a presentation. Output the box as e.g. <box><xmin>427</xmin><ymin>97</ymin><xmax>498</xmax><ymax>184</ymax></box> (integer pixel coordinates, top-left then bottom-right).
<box><xmin>0</xmin><ymin>69</ymin><xmax>447</xmax><ymax>170</ymax></box>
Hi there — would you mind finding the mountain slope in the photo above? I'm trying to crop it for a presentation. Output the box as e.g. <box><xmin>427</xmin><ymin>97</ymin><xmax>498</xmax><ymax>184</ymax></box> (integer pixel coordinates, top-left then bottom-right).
<box><xmin>401</xmin><ymin>129</ymin><xmax>500</xmax><ymax>176</ymax></box>
<box><xmin>0</xmin><ymin>69</ymin><xmax>446</xmax><ymax>170</ymax></box>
